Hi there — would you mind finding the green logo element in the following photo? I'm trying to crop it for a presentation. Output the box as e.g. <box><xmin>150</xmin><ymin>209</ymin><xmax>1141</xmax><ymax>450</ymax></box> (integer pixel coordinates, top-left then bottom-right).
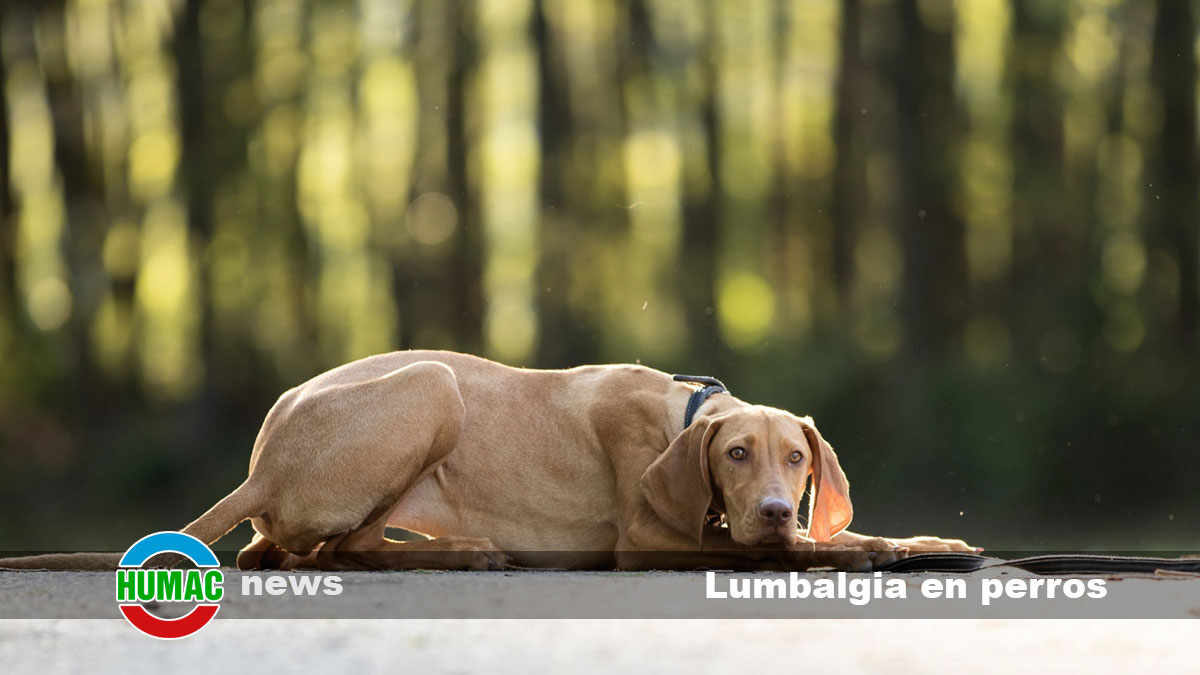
<box><xmin>115</xmin><ymin>568</ymin><xmax>225</xmax><ymax>603</ymax></box>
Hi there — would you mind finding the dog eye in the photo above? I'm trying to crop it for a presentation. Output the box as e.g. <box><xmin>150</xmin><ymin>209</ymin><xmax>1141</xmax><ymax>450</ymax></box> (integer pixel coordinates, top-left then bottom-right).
<box><xmin>788</xmin><ymin>450</ymin><xmax>803</xmax><ymax>464</ymax></box>
<box><xmin>728</xmin><ymin>447</ymin><xmax>747</xmax><ymax>460</ymax></box>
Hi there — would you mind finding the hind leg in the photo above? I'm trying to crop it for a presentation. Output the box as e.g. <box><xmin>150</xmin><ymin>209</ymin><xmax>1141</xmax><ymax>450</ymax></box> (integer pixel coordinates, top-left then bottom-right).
<box><xmin>315</xmin><ymin>512</ymin><xmax>508</xmax><ymax>571</ymax></box>
<box><xmin>239</xmin><ymin>525</ymin><xmax>505</xmax><ymax>571</ymax></box>
<box><xmin>236</xmin><ymin>532</ymin><xmax>273</xmax><ymax>570</ymax></box>
<box><xmin>236</xmin><ymin>532</ymin><xmax>305</xmax><ymax>570</ymax></box>
<box><xmin>247</xmin><ymin>361</ymin><xmax>470</xmax><ymax>564</ymax></box>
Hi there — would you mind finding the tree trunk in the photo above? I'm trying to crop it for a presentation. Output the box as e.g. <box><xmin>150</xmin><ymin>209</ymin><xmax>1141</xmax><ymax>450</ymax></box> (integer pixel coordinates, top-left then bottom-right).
<box><xmin>447</xmin><ymin>0</ymin><xmax>485</xmax><ymax>355</ymax></box>
<box><xmin>532</xmin><ymin>0</ymin><xmax>581</xmax><ymax>368</ymax></box>
<box><xmin>171</xmin><ymin>0</ymin><xmax>216</xmax><ymax>395</ymax></box>
<box><xmin>1151</xmin><ymin>0</ymin><xmax>1198</xmax><ymax>349</ymax></box>
<box><xmin>893</xmin><ymin>0</ymin><xmax>967</xmax><ymax>360</ymax></box>
<box><xmin>831</xmin><ymin>0</ymin><xmax>863</xmax><ymax>311</ymax></box>
<box><xmin>680</xmin><ymin>0</ymin><xmax>727</xmax><ymax>373</ymax></box>
<box><xmin>0</xmin><ymin>32</ymin><xmax>15</xmax><ymax>318</ymax></box>
<box><xmin>1006</xmin><ymin>0</ymin><xmax>1068</xmax><ymax>354</ymax></box>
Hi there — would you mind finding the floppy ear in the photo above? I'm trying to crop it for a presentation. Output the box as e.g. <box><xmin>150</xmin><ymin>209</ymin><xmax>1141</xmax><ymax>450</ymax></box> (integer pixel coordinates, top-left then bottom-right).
<box><xmin>640</xmin><ymin>417</ymin><xmax>722</xmax><ymax>545</ymax></box>
<box><xmin>801</xmin><ymin>417</ymin><xmax>853</xmax><ymax>541</ymax></box>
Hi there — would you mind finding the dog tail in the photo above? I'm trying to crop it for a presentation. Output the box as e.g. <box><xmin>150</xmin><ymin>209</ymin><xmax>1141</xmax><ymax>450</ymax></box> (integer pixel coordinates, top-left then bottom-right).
<box><xmin>0</xmin><ymin>480</ymin><xmax>264</xmax><ymax>571</ymax></box>
<box><xmin>0</xmin><ymin>552</ymin><xmax>124</xmax><ymax>570</ymax></box>
<box><xmin>179</xmin><ymin>479</ymin><xmax>264</xmax><ymax>547</ymax></box>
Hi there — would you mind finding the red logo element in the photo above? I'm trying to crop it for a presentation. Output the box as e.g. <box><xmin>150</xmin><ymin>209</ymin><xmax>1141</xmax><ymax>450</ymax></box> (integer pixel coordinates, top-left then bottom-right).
<box><xmin>118</xmin><ymin>604</ymin><xmax>221</xmax><ymax>640</ymax></box>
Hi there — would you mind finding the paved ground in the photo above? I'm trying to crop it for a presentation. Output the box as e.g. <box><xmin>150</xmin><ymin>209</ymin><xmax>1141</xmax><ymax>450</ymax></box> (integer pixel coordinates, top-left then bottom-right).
<box><xmin>1</xmin><ymin>569</ymin><xmax>1197</xmax><ymax>673</ymax></box>
<box><xmin>2</xmin><ymin>618</ymin><xmax>1197</xmax><ymax>673</ymax></box>
<box><xmin>2</xmin><ymin>568</ymin><xmax>1197</xmax><ymax>619</ymax></box>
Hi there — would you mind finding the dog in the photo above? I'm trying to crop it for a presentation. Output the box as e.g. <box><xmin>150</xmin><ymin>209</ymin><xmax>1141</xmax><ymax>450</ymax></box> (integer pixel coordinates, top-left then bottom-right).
<box><xmin>1</xmin><ymin>350</ymin><xmax>973</xmax><ymax>571</ymax></box>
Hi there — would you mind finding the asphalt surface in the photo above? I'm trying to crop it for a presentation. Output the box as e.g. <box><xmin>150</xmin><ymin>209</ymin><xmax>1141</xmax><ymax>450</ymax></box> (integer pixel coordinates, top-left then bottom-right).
<box><xmin>1</xmin><ymin>569</ymin><xmax>1197</xmax><ymax>673</ymax></box>
<box><xmin>2</xmin><ymin>568</ymin><xmax>1197</xmax><ymax>619</ymax></box>
<box><xmin>2</xmin><ymin>618</ymin><xmax>1197</xmax><ymax>674</ymax></box>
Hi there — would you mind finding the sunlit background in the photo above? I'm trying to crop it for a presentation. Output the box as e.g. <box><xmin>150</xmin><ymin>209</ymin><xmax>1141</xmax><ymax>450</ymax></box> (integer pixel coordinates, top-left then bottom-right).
<box><xmin>0</xmin><ymin>0</ymin><xmax>1196</xmax><ymax>551</ymax></box>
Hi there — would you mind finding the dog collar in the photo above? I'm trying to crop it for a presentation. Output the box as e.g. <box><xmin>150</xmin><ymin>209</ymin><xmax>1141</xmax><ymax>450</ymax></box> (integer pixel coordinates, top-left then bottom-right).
<box><xmin>672</xmin><ymin>374</ymin><xmax>728</xmax><ymax>429</ymax></box>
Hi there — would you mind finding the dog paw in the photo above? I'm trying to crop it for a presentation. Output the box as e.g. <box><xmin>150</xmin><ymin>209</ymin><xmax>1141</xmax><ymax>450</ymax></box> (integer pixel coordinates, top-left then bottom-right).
<box><xmin>864</xmin><ymin>546</ymin><xmax>910</xmax><ymax>571</ymax></box>
<box><xmin>858</xmin><ymin>538</ymin><xmax>910</xmax><ymax>571</ymax></box>
<box><xmin>483</xmin><ymin>550</ymin><xmax>509</xmax><ymax>570</ymax></box>
<box><xmin>859</xmin><ymin>536</ymin><xmax>908</xmax><ymax>553</ymax></box>
<box><xmin>454</xmin><ymin>548</ymin><xmax>508</xmax><ymax>571</ymax></box>
<box><xmin>888</xmin><ymin>536</ymin><xmax>978</xmax><ymax>553</ymax></box>
<box><xmin>443</xmin><ymin>538</ymin><xmax>508</xmax><ymax>570</ymax></box>
<box><xmin>838</xmin><ymin>546</ymin><xmax>910</xmax><ymax>572</ymax></box>
<box><xmin>801</xmin><ymin>539</ymin><xmax>910</xmax><ymax>571</ymax></box>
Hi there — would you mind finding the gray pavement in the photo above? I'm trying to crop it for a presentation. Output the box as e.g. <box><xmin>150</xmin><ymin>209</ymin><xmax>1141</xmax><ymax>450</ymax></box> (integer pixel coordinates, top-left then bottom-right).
<box><xmin>1</xmin><ymin>618</ymin><xmax>1196</xmax><ymax>674</ymax></box>
<box><xmin>1</xmin><ymin>569</ymin><xmax>1197</xmax><ymax>674</ymax></box>
<box><xmin>2</xmin><ymin>568</ymin><xmax>1197</xmax><ymax>619</ymax></box>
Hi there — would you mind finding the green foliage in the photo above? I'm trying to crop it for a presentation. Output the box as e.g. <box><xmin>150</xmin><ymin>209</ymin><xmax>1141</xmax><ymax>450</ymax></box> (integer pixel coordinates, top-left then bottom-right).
<box><xmin>0</xmin><ymin>0</ymin><xmax>1195</xmax><ymax>549</ymax></box>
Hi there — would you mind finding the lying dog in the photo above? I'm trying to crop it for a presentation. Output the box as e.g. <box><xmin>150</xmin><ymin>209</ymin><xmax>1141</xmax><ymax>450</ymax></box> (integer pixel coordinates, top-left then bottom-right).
<box><xmin>2</xmin><ymin>351</ymin><xmax>973</xmax><ymax>571</ymax></box>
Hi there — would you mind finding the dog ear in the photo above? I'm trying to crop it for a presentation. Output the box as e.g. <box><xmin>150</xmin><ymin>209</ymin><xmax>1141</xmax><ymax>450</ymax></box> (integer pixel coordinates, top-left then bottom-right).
<box><xmin>640</xmin><ymin>416</ymin><xmax>723</xmax><ymax>545</ymax></box>
<box><xmin>801</xmin><ymin>417</ymin><xmax>853</xmax><ymax>541</ymax></box>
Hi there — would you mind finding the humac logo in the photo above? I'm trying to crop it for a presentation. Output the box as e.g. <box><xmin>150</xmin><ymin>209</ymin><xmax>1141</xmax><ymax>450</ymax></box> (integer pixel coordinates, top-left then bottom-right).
<box><xmin>115</xmin><ymin>531</ymin><xmax>223</xmax><ymax>639</ymax></box>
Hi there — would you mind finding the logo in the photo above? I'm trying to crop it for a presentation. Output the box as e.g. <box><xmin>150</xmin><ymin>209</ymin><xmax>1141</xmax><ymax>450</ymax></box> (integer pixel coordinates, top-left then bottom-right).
<box><xmin>115</xmin><ymin>531</ymin><xmax>223</xmax><ymax>639</ymax></box>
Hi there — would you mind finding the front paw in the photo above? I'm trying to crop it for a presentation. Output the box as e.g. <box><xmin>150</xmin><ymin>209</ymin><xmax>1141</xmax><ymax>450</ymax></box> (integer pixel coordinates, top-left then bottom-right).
<box><xmin>848</xmin><ymin>537</ymin><xmax>910</xmax><ymax>571</ymax></box>
<box><xmin>888</xmin><ymin>536</ymin><xmax>979</xmax><ymax>553</ymax></box>
<box><xmin>789</xmin><ymin>539</ymin><xmax>910</xmax><ymax>572</ymax></box>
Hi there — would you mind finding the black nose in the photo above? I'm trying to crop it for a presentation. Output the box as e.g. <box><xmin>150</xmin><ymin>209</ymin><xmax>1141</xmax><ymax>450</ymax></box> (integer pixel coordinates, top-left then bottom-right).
<box><xmin>758</xmin><ymin>497</ymin><xmax>793</xmax><ymax>524</ymax></box>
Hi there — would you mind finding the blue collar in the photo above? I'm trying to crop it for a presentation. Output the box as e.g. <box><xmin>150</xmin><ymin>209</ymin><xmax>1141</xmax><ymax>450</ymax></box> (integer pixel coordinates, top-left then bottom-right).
<box><xmin>672</xmin><ymin>374</ymin><xmax>728</xmax><ymax>429</ymax></box>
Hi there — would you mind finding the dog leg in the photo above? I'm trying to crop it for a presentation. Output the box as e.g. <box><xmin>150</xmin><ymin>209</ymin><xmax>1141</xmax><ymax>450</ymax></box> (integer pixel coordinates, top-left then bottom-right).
<box><xmin>236</xmin><ymin>531</ymin><xmax>307</xmax><ymax>570</ymax></box>
<box><xmin>617</xmin><ymin>521</ymin><xmax>909</xmax><ymax>572</ymax></box>
<box><xmin>879</xmin><ymin>535</ymin><xmax>978</xmax><ymax>553</ymax></box>
<box><xmin>233</xmin><ymin>360</ymin><xmax>476</xmax><ymax>570</ymax></box>
<box><xmin>314</xmin><ymin>514</ymin><xmax>508</xmax><ymax>571</ymax></box>
<box><xmin>827</xmin><ymin>529</ymin><xmax>977</xmax><ymax>553</ymax></box>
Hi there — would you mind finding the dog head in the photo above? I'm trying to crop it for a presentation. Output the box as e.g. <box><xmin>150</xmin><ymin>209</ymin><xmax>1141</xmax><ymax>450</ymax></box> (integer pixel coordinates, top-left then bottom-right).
<box><xmin>640</xmin><ymin>406</ymin><xmax>852</xmax><ymax>546</ymax></box>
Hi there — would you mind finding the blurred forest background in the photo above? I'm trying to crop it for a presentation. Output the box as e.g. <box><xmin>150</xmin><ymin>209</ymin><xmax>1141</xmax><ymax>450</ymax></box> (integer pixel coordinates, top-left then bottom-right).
<box><xmin>0</xmin><ymin>0</ymin><xmax>1196</xmax><ymax>552</ymax></box>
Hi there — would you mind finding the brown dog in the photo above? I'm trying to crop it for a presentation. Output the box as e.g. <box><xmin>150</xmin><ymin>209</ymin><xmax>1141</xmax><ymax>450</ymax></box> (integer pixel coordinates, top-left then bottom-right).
<box><xmin>2</xmin><ymin>350</ymin><xmax>972</xmax><ymax>571</ymax></box>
